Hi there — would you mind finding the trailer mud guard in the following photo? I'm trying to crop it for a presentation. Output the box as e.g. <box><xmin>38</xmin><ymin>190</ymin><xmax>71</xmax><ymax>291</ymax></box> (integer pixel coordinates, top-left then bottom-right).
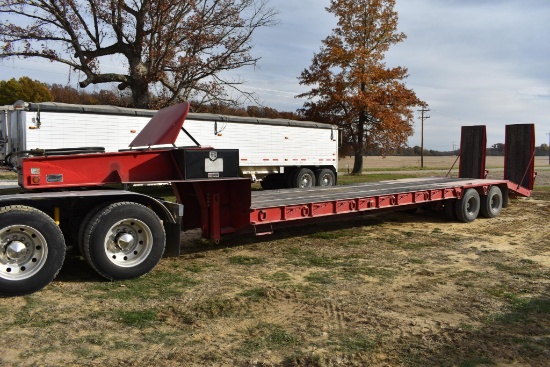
<box><xmin>162</xmin><ymin>201</ymin><xmax>184</xmax><ymax>257</ymax></box>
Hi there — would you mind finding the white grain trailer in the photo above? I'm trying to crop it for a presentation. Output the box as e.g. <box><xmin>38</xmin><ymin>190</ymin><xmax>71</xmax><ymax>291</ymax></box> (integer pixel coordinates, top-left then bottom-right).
<box><xmin>0</xmin><ymin>101</ymin><xmax>338</xmax><ymax>188</ymax></box>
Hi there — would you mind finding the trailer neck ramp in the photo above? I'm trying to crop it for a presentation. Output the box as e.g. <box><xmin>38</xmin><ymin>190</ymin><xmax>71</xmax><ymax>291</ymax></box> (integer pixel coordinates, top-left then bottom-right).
<box><xmin>129</xmin><ymin>102</ymin><xmax>190</xmax><ymax>148</ymax></box>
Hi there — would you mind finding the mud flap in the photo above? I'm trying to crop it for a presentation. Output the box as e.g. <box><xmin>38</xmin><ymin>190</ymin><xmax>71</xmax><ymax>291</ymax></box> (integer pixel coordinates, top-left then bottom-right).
<box><xmin>162</xmin><ymin>201</ymin><xmax>184</xmax><ymax>257</ymax></box>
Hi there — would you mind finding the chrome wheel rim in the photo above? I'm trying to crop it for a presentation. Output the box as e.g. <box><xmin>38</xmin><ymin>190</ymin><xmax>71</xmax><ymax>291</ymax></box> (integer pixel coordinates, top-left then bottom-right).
<box><xmin>299</xmin><ymin>173</ymin><xmax>314</xmax><ymax>187</ymax></box>
<box><xmin>319</xmin><ymin>173</ymin><xmax>334</xmax><ymax>186</ymax></box>
<box><xmin>0</xmin><ymin>225</ymin><xmax>48</xmax><ymax>280</ymax></box>
<box><xmin>104</xmin><ymin>219</ymin><xmax>153</xmax><ymax>267</ymax></box>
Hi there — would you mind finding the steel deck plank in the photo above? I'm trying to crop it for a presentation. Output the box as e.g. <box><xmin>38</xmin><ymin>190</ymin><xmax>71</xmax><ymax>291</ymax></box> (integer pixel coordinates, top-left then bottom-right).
<box><xmin>251</xmin><ymin>177</ymin><xmax>504</xmax><ymax>209</ymax></box>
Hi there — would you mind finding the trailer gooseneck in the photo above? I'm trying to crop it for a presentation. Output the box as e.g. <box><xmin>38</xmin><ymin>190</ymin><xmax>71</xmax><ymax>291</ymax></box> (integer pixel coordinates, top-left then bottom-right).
<box><xmin>0</xmin><ymin>102</ymin><xmax>536</xmax><ymax>296</ymax></box>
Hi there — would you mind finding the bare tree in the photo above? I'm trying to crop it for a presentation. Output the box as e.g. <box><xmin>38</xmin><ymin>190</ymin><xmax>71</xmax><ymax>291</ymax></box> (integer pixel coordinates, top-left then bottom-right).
<box><xmin>0</xmin><ymin>0</ymin><xmax>277</xmax><ymax>108</ymax></box>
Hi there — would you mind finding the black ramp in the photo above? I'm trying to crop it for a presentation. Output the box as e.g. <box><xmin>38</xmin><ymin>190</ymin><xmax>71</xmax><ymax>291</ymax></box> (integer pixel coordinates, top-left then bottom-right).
<box><xmin>459</xmin><ymin>125</ymin><xmax>487</xmax><ymax>179</ymax></box>
<box><xmin>505</xmin><ymin>124</ymin><xmax>535</xmax><ymax>190</ymax></box>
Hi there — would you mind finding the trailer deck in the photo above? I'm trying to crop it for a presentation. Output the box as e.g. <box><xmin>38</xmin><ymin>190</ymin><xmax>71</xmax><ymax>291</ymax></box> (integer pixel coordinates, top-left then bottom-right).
<box><xmin>249</xmin><ymin>177</ymin><xmax>510</xmax><ymax>225</ymax></box>
<box><xmin>251</xmin><ymin>177</ymin><xmax>502</xmax><ymax>208</ymax></box>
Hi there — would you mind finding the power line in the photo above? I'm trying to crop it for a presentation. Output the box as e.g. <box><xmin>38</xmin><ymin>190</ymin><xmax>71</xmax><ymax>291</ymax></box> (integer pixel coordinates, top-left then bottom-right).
<box><xmin>239</xmin><ymin>85</ymin><xmax>302</xmax><ymax>97</ymax></box>
<box><xmin>417</xmin><ymin>106</ymin><xmax>430</xmax><ymax>168</ymax></box>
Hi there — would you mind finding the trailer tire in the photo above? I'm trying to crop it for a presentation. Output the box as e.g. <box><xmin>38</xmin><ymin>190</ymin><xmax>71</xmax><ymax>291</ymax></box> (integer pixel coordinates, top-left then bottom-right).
<box><xmin>82</xmin><ymin>202</ymin><xmax>165</xmax><ymax>280</ymax></box>
<box><xmin>0</xmin><ymin>206</ymin><xmax>66</xmax><ymax>296</ymax></box>
<box><xmin>273</xmin><ymin>174</ymin><xmax>288</xmax><ymax>189</ymax></box>
<box><xmin>292</xmin><ymin>168</ymin><xmax>316</xmax><ymax>188</ymax></box>
<box><xmin>455</xmin><ymin>189</ymin><xmax>480</xmax><ymax>223</ymax></box>
<box><xmin>480</xmin><ymin>186</ymin><xmax>503</xmax><ymax>218</ymax></box>
<box><xmin>260</xmin><ymin>175</ymin><xmax>274</xmax><ymax>190</ymax></box>
<box><xmin>261</xmin><ymin>174</ymin><xmax>286</xmax><ymax>190</ymax></box>
<box><xmin>444</xmin><ymin>199</ymin><xmax>457</xmax><ymax>220</ymax></box>
<box><xmin>315</xmin><ymin>169</ymin><xmax>336</xmax><ymax>187</ymax></box>
<box><xmin>286</xmin><ymin>170</ymin><xmax>296</xmax><ymax>189</ymax></box>
<box><xmin>501</xmin><ymin>186</ymin><xmax>509</xmax><ymax>208</ymax></box>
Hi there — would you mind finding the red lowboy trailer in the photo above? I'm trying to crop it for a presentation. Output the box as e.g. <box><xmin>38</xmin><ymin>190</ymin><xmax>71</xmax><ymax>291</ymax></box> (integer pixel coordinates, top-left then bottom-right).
<box><xmin>0</xmin><ymin>102</ymin><xmax>536</xmax><ymax>296</ymax></box>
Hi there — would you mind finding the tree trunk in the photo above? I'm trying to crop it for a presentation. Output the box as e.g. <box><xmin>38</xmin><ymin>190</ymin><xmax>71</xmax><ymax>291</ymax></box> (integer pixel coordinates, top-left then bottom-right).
<box><xmin>352</xmin><ymin>105</ymin><xmax>367</xmax><ymax>174</ymax></box>
<box><xmin>352</xmin><ymin>151</ymin><xmax>364</xmax><ymax>174</ymax></box>
<box><xmin>131</xmin><ymin>81</ymin><xmax>150</xmax><ymax>109</ymax></box>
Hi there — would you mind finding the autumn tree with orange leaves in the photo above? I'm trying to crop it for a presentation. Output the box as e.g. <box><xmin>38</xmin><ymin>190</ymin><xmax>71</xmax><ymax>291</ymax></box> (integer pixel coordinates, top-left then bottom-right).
<box><xmin>0</xmin><ymin>0</ymin><xmax>277</xmax><ymax>109</ymax></box>
<box><xmin>298</xmin><ymin>0</ymin><xmax>425</xmax><ymax>174</ymax></box>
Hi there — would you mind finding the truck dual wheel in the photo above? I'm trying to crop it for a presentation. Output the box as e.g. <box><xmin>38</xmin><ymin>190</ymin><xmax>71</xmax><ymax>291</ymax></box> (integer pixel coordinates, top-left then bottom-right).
<box><xmin>315</xmin><ymin>169</ymin><xmax>336</xmax><ymax>187</ymax></box>
<box><xmin>82</xmin><ymin>202</ymin><xmax>166</xmax><ymax>280</ymax></box>
<box><xmin>0</xmin><ymin>206</ymin><xmax>66</xmax><ymax>296</ymax></box>
<box><xmin>291</xmin><ymin>168</ymin><xmax>316</xmax><ymax>188</ymax></box>
<box><xmin>77</xmin><ymin>202</ymin><xmax>114</xmax><ymax>257</ymax></box>
<box><xmin>480</xmin><ymin>186</ymin><xmax>503</xmax><ymax>218</ymax></box>
<box><xmin>455</xmin><ymin>189</ymin><xmax>480</xmax><ymax>223</ymax></box>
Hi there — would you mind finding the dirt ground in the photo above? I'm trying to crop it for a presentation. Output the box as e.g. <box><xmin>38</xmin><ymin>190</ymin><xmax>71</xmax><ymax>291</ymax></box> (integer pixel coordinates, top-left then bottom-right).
<box><xmin>0</xmin><ymin>158</ymin><xmax>549</xmax><ymax>366</ymax></box>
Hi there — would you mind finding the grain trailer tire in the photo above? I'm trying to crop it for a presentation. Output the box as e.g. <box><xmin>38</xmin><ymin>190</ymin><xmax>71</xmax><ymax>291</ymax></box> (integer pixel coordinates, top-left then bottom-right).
<box><xmin>292</xmin><ymin>168</ymin><xmax>316</xmax><ymax>188</ymax></box>
<box><xmin>315</xmin><ymin>169</ymin><xmax>336</xmax><ymax>187</ymax></box>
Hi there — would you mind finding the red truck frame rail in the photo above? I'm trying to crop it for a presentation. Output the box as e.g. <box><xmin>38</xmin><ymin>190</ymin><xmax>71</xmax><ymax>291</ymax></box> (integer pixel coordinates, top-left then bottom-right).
<box><xmin>0</xmin><ymin>102</ymin><xmax>536</xmax><ymax>296</ymax></box>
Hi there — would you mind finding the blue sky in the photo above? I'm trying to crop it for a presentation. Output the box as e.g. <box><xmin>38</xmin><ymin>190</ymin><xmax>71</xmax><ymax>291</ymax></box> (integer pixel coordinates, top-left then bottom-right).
<box><xmin>1</xmin><ymin>0</ymin><xmax>549</xmax><ymax>150</ymax></box>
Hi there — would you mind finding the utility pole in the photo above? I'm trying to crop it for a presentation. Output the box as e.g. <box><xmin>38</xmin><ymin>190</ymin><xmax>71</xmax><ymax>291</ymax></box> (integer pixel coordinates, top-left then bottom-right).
<box><xmin>417</xmin><ymin>106</ymin><xmax>430</xmax><ymax>168</ymax></box>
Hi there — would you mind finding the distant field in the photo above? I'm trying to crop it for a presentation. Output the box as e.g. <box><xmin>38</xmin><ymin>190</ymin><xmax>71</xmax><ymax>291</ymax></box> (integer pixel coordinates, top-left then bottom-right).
<box><xmin>338</xmin><ymin>155</ymin><xmax>549</xmax><ymax>171</ymax></box>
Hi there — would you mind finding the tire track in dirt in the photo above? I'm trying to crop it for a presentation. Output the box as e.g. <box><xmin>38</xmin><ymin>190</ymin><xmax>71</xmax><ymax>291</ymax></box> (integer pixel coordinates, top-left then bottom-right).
<box><xmin>261</xmin><ymin>287</ymin><xmax>327</xmax><ymax>329</ymax></box>
<box><xmin>319</xmin><ymin>299</ymin><xmax>347</xmax><ymax>332</ymax></box>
